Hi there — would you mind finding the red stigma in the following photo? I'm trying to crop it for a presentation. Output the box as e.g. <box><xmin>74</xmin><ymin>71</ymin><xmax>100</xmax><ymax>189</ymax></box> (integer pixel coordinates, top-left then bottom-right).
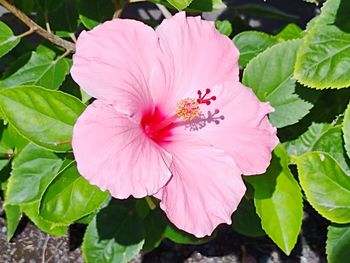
<box><xmin>197</xmin><ymin>88</ymin><xmax>216</xmax><ymax>105</ymax></box>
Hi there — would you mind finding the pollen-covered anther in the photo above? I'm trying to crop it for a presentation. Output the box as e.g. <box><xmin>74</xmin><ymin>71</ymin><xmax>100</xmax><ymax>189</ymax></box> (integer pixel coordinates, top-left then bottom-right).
<box><xmin>176</xmin><ymin>98</ymin><xmax>201</xmax><ymax>121</ymax></box>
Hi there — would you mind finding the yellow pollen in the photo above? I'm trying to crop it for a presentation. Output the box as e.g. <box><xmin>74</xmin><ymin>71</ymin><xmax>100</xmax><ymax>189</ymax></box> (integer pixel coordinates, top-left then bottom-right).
<box><xmin>176</xmin><ymin>98</ymin><xmax>201</xmax><ymax>121</ymax></box>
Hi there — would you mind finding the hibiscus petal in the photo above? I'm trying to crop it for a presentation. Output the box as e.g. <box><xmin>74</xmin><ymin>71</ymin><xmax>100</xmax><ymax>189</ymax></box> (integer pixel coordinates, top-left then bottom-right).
<box><xmin>169</xmin><ymin>81</ymin><xmax>279</xmax><ymax>176</ymax></box>
<box><xmin>157</xmin><ymin>142</ymin><xmax>246</xmax><ymax>237</ymax></box>
<box><xmin>150</xmin><ymin>12</ymin><xmax>240</xmax><ymax>116</ymax></box>
<box><xmin>71</xmin><ymin>19</ymin><xmax>158</xmax><ymax>120</ymax></box>
<box><xmin>72</xmin><ymin>100</ymin><xmax>172</xmax><ymax>198</ymax></box>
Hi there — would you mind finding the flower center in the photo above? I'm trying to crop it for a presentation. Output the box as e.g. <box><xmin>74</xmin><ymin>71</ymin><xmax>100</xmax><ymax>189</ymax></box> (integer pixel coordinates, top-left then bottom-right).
<box><xmin>141</xmin><ymin>89</ymin><xmax>216</xmax><ymax>144</ymax></box>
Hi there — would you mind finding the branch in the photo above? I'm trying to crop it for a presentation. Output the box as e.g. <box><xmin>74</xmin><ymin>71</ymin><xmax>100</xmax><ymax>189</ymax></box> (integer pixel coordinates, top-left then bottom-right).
<box><xmin>0</xmin><ymin>0</ymin><xmax>76</xmax><ymax>53</ymax></box>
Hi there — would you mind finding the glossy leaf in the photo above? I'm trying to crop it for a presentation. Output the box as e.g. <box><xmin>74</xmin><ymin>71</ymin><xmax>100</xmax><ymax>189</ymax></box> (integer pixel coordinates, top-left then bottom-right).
<box><xmin>327</xmin><ymin>223</ymin><xmax>350</xmax><ymax>263</ymax></box>
<box><xmin>1</xmin><ymin>124</ymin><xmax>29</xmax><ymax>154</ymax></box>
<box><xmin>285</xmin><ymin>123</ymin><xmax>349</xmax><ymax>172</ymax></box>
<box><xmin>0</xmin><ymin>85</ymin><xmax>86</xmax><ymax>152</ymax></box>
<box><xmin>40</xmin><ymin>162</ymin><xmax>109</xmax><ymax>225</ymax></box>
<box><xmin>294</xmin><ymin>26</ymin><xmax>350</xmax><ymax>89</ymax></box>
<box><xmin>0</xmin><ymin>51</ymin><xmax>71</xmax><ymax>90</ymax></box>
<box><xmin>232</xmin><ymin>197</ymin><xmax>265</xmax><ymax>237</ymax></box>
<box><xmin>83</xmin><ymin>203</ymin><xmax>145</xmax><ymax>263</ymax></box>
<box><xmin>296</xmin><ymin>152</ymin><xmax>350</xmax><ymax>223</ymax></box>
<box><xmin>285</xmin><ymin>123</ymin><xmax>333</xmax><ymax>157</ymax></box>
<box><xmin>243</xmin><ymin>40</ymin><xmax>313</xmax><ymax>128</ymax></box>
<box><xmin>276</xmin><ymin>23</ymin><xmax>302</xmax><ymax>41</ymax></box>
<box><xmin>8</xmin><ymin>145</ymin><xmax>69</xmax><ymax>237</ymax></box>
<box><xmin>21</xmin><ymin>201</ymin><xmax>68</xmax><ymax>236</ymax></box>
<box><xmin>164</xmin><ymin>224</ymin><xmax>212</xmax><ymax>245</ymax></box>
<box><xmin>167</xmin><ymin>0</ymin><xmax>193</xmax><ymax>10</ymax></box>
<box><xmin>6</xmin><ymin>143</ymin><xmax>63</xmax><ymax>205</ymax></box>
<box><xmin>143</xmin><ymin>208</ymin><xmax>167</xmax><ymax>252</ymax></box>
<box><xmin>343</xmin><ymin>103</ymin><xmax>350</xmax><ymax>159</ymax></box>
<box><xmin>294</xmin><ymin>0</ymin><xmax>350</xmax><ymax>89</ymax></box>
<box><xmin>0</xmin><ymin>21</ymin><xmax>20</xmax><ymax>58</ymax></box>
<box><xmin>215</xmin><ymin>20</ymin><xmax>232</xmax><ymax>37</ymax></box>
<box><xmin>246</xmin><ymin>146</ymin><xmax>303</xmax><ymax>255</ymax></box>
<box><xmin>233</xmin><ymin>31</ymin><xmax>278</xmax><ymax>67</ymax></box>
<box><xmin>4</xmin><ymin>204</ymin><xmax>21</xmax><ymax>241</ymax></box>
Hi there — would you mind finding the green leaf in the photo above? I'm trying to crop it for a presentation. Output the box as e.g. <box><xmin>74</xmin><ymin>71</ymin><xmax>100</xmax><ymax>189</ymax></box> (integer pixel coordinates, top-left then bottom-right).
<box><xmin>36</xmin><ymin>0</ymin><xmax>65</xmax><ymax>11</ymax></box>
<box><xmin>233</xmin><ymin>31</ymin><xmax>278</xmax><ymax>67</ymax></box>
<box><xmin>164</xmin><ymin>224</ymin><xmax>211</xmax><ymax>245</ymax></box>
<box><xmin>4</xmin><ymin>204</ymin><xmax>21</xmax><ymax>241</ymax></box>
<box><xmin>243</xmin><ymin>39</ymin><xmax>313</xmax><ymax>128</ymax></box>
<box><xmin>235</xmin><ymin>4</ymin><xmax>298</xmax><ymax>21</ymax></box>
<box><xmin>48</xmin><ymin>0</ymin><xmax>79</xmax><ymax>34</ymax></box>
<box><xmin>296</xmin><ymin>152</ymin><xmax>350</xmax><ymax>223</ymax></box>
<box><xmin>335</xmin><ymin>0</ymin><xmax>350</xmax><ymax>32</ymax></box>
<box><xmin>167</xmin><ymin>0</ymin><xmax>193</xmax><ymax>10</ymax></box>
<box><xmin>40</xmin><ymin>162</ymin><xmax>109</xmax><ymax>225</ymax></box>
<box><xmin>143</xmin><ymin>208</ymin><xmax>167</xmax><ymax>252</ymax></box>
<box><xmin>150</xmin><ymin>0</ymin><xmax>225</xmax><ymax>12</ymax></box>
<box><xmin>215</xmin><ymin>20</ymin><xmax>232</xmax><ymax>37</ymax></box>
<box><xmin>1</xmin><ymin>124</ymin><xmax>29</xmax><ymax>154</ymax></box>
<box><xmin>14</xmin><ymin>0</ymin><xmax>36</xmax><ymax>13</ymax></box>
<box><xmin>294</xmin><ymin>0</ymin><xmax>350</xmax><ymax>89</ymax></box>
<box><xmin>21</xmin><ymin>201</ymin><xmax>68</xmax><ymax>236</ymax></box>
<box><xmin>0</xmin><ymin>127</ymin><xmax>15</xmax><ymax>172</ymax></box>
<box><xmin>342</xmin><ymin>103</ymin><xmax>350</xmax><ymax>159</ymax></box>
<box><xmin>0</xmin><ymin>21</ymin><xmax>20</xmax><ymax>58</ymax></box>
<box><xmin>232</xmin><ymin>197</ymin><xmax>265</xmax><ymax>237</ymax></box>
<box><xmin>285</xmin><ymin>123</ymin><xmax>349</xmax><ymax>172</ymax></box>
<box><xmin>77</xmin><ymin>0</ymin><xmax>114</xmax><ymax>29</ymax></box>
<box><xmin>245</xmin><ymin>145</ymin><xmax>303</xmax><ymax>255</ymax></box>
<box><xmin>0</xmin><ymin>51</ymin><xmax>71</xmax><ymax>90</ymax></box>
<box><xmin>275</xmin><ymin>23</ymin><xmax>302</xmax><ymax>41</ymax></box>
<box><xmin>6</xmin><ymin>143</ymin><xmax>63</xmax><ymax>205</ymax></box>
<box><xmin>83</xmin><ymin>203</ymin><xmax>145</xmax><ymax>263</ymax></box>
<box><xmin>294</xmin><ymin>26</ymin><xmax>350</xmax><ymax>89</ymax></box>
<box><xmin>135</xmin><ymin>199</ymin><xmax>150</xmax><ymax>219</ymax></box>
<box><xmin>76</xmin><ymin>212</ymin><xmax>97</xmax><ymax>225</ymax></box>
<box><xmin>315</xmin><ymin>0</ymin><xmax>341</xmax><ymax>26</ymax></box>
<box><xmin>326</xmin><ymin>223</ymin><xmax>350</xmax><ymax>263</ymax></box>
<box><xmin>0</xmin><ymin>85</ymin><xmax>86</xmax><ymax>152</ymax></box>
<box><xmin>285</xmin><ymin>123</ymin><xmax>333</xmax><ymax>157</ymax></box>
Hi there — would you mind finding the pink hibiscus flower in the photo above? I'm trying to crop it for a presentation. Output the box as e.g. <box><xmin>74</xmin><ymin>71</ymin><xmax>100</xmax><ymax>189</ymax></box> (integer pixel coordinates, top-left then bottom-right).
<box><xmin>71</xmin><ymin>12</ymin><xmax>278</xmax><ymax>237</ymax></box>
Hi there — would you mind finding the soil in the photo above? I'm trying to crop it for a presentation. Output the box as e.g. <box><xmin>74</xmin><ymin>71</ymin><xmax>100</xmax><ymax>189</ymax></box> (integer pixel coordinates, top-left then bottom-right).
<box><xmin>0</xmin><ymin>198</ymin><xmax>328</xmax><ymax>263</ymax></box>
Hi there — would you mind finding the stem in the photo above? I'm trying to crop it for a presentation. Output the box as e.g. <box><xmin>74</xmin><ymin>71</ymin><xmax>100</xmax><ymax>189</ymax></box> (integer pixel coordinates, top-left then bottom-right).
<box><xmin>44</xmin><ymin>10</ymin><xmax>51</xmax><ymax>33</ymax></box>
<box><xmin>0</xmin><ymin>152</ymin><xmax>14</xmax><ymax>159</ymax></box>
<box><xmin>58</xmin><ymin>50</ymin><xmax>71</xmax><ymax>60</ymax></box>
<box><xmin>16</xmin><ymin>28</ymin><xmax>34</xmax><ymax>38</ymax></box>
<box><xmin>113</xmin><ymin>0</ymin><xmax>125</xmax><ymax>18</ymax></box>
<box><xmin>0</xmin><ymin>0</ymin><xmax>76</xmax><ymax>53</ymax></box>
<box><xmin>145</xmin><ymin>196</ymin><xmax>156</xmax><ymax>210</ymax></box>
